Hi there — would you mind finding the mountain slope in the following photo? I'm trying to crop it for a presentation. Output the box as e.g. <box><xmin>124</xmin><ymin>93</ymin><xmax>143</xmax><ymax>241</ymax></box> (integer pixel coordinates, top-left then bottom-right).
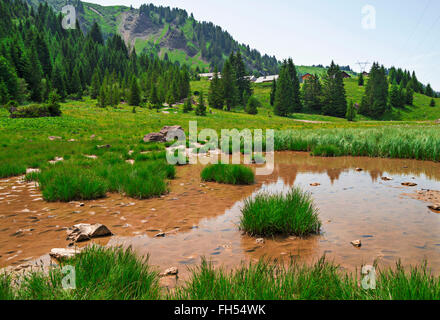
<box><xmin>28</xmin><ymin>0</ymin><xmax>279</xmax><ymax>75</ymax></box>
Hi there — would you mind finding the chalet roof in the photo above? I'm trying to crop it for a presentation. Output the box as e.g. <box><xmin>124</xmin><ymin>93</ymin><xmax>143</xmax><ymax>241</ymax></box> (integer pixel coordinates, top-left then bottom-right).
<box><xmin>255</xmin><ymin>75</ymin><xmax>279</xmax><ymax>83</ymax></box>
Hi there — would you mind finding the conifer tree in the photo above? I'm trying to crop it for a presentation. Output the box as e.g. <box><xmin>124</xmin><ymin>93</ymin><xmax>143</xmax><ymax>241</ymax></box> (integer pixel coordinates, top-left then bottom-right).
<box><xmin>208</xmin><ymin>66</ymin><xmax>223</xmax><ymax>109</ymax></box>
<box><xmin>430</xmin><ymin>99</ymin><xmax>436</xmax><ymax>107</ymax></box>
<box><xmin>359</xmin><ymin>62</ymin><xmax>388</xmax><ymax>118</ymax></box>
<box><xmin>358</xmin><ymin>73</ymin><xmax>364</xmax><ymax>86</ymax></box>
<box><xmin>90</xmin><ymin>70</ymin><xmax>100</xmax><ymax>99</ymax></box>
<box><xmin>322</xmin><ymin>61</ymin><xmax>347</xmax><ymax>117</ymax></box>
<box><xmin>195</xmin><ymin>91</ymin><xmax>206</xmax><ymax>116</ymax></box>
<box><xmin>390</xmin><ymin>82</ymin><xmax>403</xmax><ymax>108</ymax></box>
<box><xmin>302</xmin><ymin>75</ymin><xmax>322</xmax><ymax>111</ymax></box>
<box><xmin>245</xmin><ymin>96</ymin><xmax>259</xmax><ymax>115</ymax></box>
<box><xmin>129</xmin><ymin>77</ymin><xmax>140</xmax><ymax>106</ymax></box>
<box><xmin>287</xmin><ymin>58</ymin><xmax>302</xmax><ymax>112</ymax></box>
<box><xmin>346</xmin><ymin>100</ymin><xmax>356</xmax><ymax>121</ymax></box>
<box><xmin>273</xmin><ymin>63</ymin><xmax>292</xmax><ymax>117</ymax></box>
<box><xmin>150</xmin><ymin>84</ymin><xmax>161</xmax><ymax>110</ymax></box>
<box><xmin>425</xmin><ymin>83</ymin><xmax>434</xmax><ymax>97</ymax></box>
<box><xmin>183</xmin><ymin>97</ymin><xmax>192</xmax><ymax>113</ymax></box>
<box><xmin>221</xmin><ymin>59</ymin><xmax>237</xmax><ymax>111</ymax></box>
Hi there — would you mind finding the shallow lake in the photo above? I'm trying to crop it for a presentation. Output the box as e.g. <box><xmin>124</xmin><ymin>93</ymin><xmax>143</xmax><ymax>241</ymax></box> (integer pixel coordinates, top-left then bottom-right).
<box><xmin>1</xmin><ymin>152</ymin><xmax>439</xmax><ymax>278</ymax></box>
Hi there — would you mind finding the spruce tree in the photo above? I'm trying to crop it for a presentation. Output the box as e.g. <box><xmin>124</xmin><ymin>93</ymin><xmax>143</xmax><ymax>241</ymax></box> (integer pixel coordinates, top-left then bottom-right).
<box><xmin>90</xmin><ymin>70</ymin><xmax>100</xmax><ymax>99</ymax></box>
<box><xmin>195</xmin><ymin>91</ymin><xmax>206</xmax><ymax>116</ymax></box>
<box><xmin>302</xmin><ymin>75</ymin><xmax>322</xmax><ymax>111</ymax></box>
<box><xmin>273</xmin><ymin>63</ymin><xmax>292</xmax><ymax>117</ymax></box>
<box><xmin>430</xmin><ymin>99</ymin><xmax>436</xmax><ymax>107</ymax></box>
<box><xmin>322</xmin><ymin>61</ymin><xmax>347</xmax><ymax>117</ymax></box>
<box><xmin>287</xmin><ymin>58</ymin><xmax>302</xmax><ymax>112</ymax></box>
<box><xmin>405</xmin><ymin>84</ymin><xmax>414</xmax><ymax>105</ymax></box>
<box><xmin>150</xmin><ymin>84</ymin><xmax>161</xmax><ymax>110</ymax></box>
<box><xmin>346</xmin><ymin>100</ymin><xmax>356</xmax><ymax>121</ymax></box>
<box><xmin>183</xmin><ymin>97</ymin><xmax>192</xmax><ymax>113</ymax></box>
<box><xmin>221</xmin><ymin>59</ymin><xmax>237</xmax><ymax>111</ymax></box>
<box><xmin>358</xmin><ymin>73</ymin><xmax>364</xmax><ymax>86</ymax></box>
<box><xmin>129</xmin><ymin>77</ymin><xmax>140</xmax><ymax>106</ymax></box>
<box><xmin>390</xmin><ymin>82</ymin><xmax>403</xmax><ymax>108</ymax></box>
<box><xmin>245</xmin><ymin>96</ymin><xmax>259</xmax><ymax>115</ymax></box>
<box><xmin>425</xmin><ymin>83</ymin><xmax>434</xmax><ymax>97</ymax></box>
<box><xmin>359</xmin><ymin>62</ymin><xmax>388</xmax><ymax>118</ymax></box>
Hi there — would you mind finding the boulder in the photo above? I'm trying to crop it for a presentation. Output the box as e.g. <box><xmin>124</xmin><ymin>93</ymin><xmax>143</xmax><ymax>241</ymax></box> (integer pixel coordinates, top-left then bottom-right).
<box><xmin>143</xmin><ymin>132</ymin><xmax>165</xmax><ymax>143</ymax></box>
<box><xmin>402</xmin><ymin>182</ymin><xmax>417</xmax><ymax>187</ymax></box>
<box><xmin>159</xmin><ymin>267</ymin><xmax>178</xmax><ymax>277</ymax></box>
<box><xmin>50</xmin><ymin>248</ymin><xmax>81</xmax><ymax>260</ymax></box>
<box><xmin>350</xmin><ymin>240</ymin><xmax>362</xmax><ymax>248</ymax></box>
<box><xmin>66</xmin><ymin>223</ymin><xmax>112</xmax><ymax>242</ymax></box>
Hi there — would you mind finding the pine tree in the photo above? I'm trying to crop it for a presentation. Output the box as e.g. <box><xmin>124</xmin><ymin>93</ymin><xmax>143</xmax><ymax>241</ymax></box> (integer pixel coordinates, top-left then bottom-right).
<box><xmin>183</xmin><ymin>97</ymin><xmax>192</xmax><ymax>113</ymax></box>
<box><xmin>358</xmin><ymin>73</ymin><xmax>364</xmax><ymax>86</ymax></box>
<box><xmin>273</xmin><ymin>63</ymin><xmax>292</xmax><ymax>117</ymax></box>
<box><xmin>129</xmin><ymin>77</ymin><xmax>140</xmax><ymax>106</ymax></box>
<box><xmin>425</xmin><ymin>83</ymin><xmax>434</xmax><ymax>97</ymax></box>
<box><xmin>150</xmin><ymin>84</ymin><xmax>161</xmax><ymax>110</ymax></box>
<box><xmin>245</xmin><ymin>96</ymin><xmax>259</xmax><ymax>115</ymax></box>
<box><xmin>269</xmin><ymin>79</ymin><xmax>276</xmax><ymax>106</ymax></box>
<box><xmin>390</xmin><ymin>82</ymin><xmax>403</xmax><ymax>108</ymax></box>
<box><xmin>359</xmin><ymin>62</ymin><xmax>388</xmax><ymax>118</ymax></box>
<box><xmin>221</xmin><ymin>59</ymin><xmax>237</xmax><ymax>111</ymax></box>
<box><xmin>322</xmin><ymin>61</ymin><xmax>347</xmax><ymax>117</ymax></box>
<box><xmin>287</xmin><ymin>58</ymin><xmax>302</xmax><ymax>112</ymax></box>
<box><xmin>302</xmin><ymin>75</ymin><xmax>322</xmax><ymax>111</ymax></box>
<box><xmin>90</xmin><ymin>70</ymin><xmax>100</xmax><ymax>99</ymax></box>
<box><xmin>405</xmin><ymin>84</ymin><xmax>414</xmax><ymax>105</ymax></box>
<box><xmin>346</xmin><ymin>100</ymin><xmax>356</xmax><ymax>121</ymax></box>
<box><xmin>208</xmin><ymin>66</ymin><xmax>223</xmax><ymax>109</ymax></box>
<box><xmin>195</xmin><ymin>91</ymin><xmax>206</xmax><ymax>116</ymax></box>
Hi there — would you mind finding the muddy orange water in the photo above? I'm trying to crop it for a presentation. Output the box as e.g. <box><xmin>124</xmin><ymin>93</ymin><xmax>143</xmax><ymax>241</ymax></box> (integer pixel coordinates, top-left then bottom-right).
<box><xmin>1</xmin><ymin>152</ymin><xmax>439</xmax><ymax>279</ymax></box>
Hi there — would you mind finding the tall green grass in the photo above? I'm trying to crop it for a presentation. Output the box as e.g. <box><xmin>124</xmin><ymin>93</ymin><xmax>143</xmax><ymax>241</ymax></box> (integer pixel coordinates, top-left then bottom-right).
<box><xmin>174</xmin><ymin>257</ymin><xmax>440</xmax><ymax>300</ymax></box>
<box><xmin>27</xmin><ymin>160</ymin><xmax>175</xmax><ymax>201</ymax></box>
<box><xmin>0</xmin><ymin>246</ymin><xmax>160</xmax><ymax>300</ymax></box>
<box><xmin>240</xmin><ymin>187</ymin><xmax>321</xmax><ymax>237</ymax></box>
<box><xmin>1</xmin><ymin>247</ymin><xmax>438</xmax><ymax>300</ymax></box>
<box><xmin>201</xmin><ymin>164</ymin><xmax>255</xmax><ymax>185</ymax></box>
<box><xmin>0</xmin><ymin>162</ymin><xmax>26</xmax><ymax>178</ymax></box>
<box><xmin>275</xmin><ymin>127</ymin><xmax>440</xmax><ymax>161</ymax></box>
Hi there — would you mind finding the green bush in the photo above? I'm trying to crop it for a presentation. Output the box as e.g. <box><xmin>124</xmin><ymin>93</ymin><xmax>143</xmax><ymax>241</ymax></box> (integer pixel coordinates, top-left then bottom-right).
<box><xmin>201</xmin><ymin>164</ymin><xmax>254</xmax><ymax>185</ymax></box>
<box><xmin>240</xmin><ymin>187</ymin><xmax>321</xmax><ymax>237</ymax></box>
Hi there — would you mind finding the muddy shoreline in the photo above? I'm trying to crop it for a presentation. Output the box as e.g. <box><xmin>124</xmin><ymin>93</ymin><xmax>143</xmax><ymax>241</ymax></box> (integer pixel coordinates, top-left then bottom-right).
<box><xmin>1</xmin><ymin>152</ymin><xmax>439</xmax><ymax>279</ymax></box>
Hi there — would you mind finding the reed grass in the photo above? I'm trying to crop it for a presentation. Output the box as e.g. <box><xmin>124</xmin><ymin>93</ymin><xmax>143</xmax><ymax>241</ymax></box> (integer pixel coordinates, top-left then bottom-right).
<box><xmin>201</xmin><ymin>164</ymin><xmax>255</xmax><ymax>185</ymax></box>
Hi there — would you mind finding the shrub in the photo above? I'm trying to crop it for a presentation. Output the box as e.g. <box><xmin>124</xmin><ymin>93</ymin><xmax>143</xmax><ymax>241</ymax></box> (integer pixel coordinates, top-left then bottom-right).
<box><xmin>201</xmin><ymin>164</ymin><xmax>254</xmax><ymax>185</ymax></box>
<box><xmin>311</xmin><ymin>144</ymin><xmax>342</xmax><ymax>157</ymax></box>
<box><xmin>430</xmin><ymin>99</ymin><xmax>436</xmax><ymax>107</ymax></box>
<box><xmin>245</xmin><ymin>96</ymin><xmax>259</xmax><ymax>115</ymax></box>
<box><xmin>240</xmin><ymin>187</ymin><xmax>321</xmax><ymax>237</ymax></box>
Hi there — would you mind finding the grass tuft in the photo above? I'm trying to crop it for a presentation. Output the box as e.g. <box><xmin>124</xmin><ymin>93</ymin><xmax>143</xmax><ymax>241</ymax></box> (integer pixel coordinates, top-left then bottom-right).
<box><xmin>240</xmin><ymin>187</ymin><xmax>321</xmax><ymax>237</ymax></box>
<box><xmin>201</xmin><ymin>164</ymin><xmax>254</xmax><ymax>185</ymax></box>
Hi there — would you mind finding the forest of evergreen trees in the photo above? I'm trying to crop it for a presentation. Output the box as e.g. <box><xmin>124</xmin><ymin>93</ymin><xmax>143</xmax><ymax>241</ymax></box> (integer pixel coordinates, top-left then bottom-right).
<box><xmin>0</xmin><ymin>0</ymin><xmax>191</xmax><ymax>111</ymax></box>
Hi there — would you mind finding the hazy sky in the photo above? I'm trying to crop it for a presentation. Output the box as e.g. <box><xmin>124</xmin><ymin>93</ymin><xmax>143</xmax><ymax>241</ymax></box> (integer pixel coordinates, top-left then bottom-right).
<box><xmin>85</xmin><ymin>0</ymin><xmax>440</xmax><ymax>89</ymax></box>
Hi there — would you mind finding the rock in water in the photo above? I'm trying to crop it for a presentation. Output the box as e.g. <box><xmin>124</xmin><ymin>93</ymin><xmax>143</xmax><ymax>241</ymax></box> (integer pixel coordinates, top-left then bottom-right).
<box><xmin>66</xmin><ymin>223</ymin><xmax>112</xmax><ymax>242</ymax></box>
<box><xmin>428</xmin><ymin>205</ymin><xmax>440</xmax><ymax>212</ymax></box>
<box><xmin>355</xmin><ymin>168</ymin><xmax>363</xmax><ymax>172</ymax></box>
<box><xmin>50</xmin><ymin>248</ymin><xmax>81</xmax><ymax>260</ymax></box>
<box><xmin>381</xmin><ymin>176</ymin><xmax>393</xmax><ymax>181</ymax></box>
<box><xmin>350</xmin><ymin>240</ymin><xmax>362</xmax><ymax>248</ymax></box>
<box><xmin>310</xmin><ymin>183</ymin><xmax>321</xmax><ymax>186</ymax></box>
<box><xmin>256</xmin><ymin>238</ymin><xmax>265</xmax><ymax>244</ymax></box>
<box><xmin>402</xmin><ymin>182</ymin><xmax>417</xmax><ymax>187</ymax></box>
<box><xmin>160</xmin><ymin>267</ymin><xmax>178</xmax><ymax>277</ymax></box>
